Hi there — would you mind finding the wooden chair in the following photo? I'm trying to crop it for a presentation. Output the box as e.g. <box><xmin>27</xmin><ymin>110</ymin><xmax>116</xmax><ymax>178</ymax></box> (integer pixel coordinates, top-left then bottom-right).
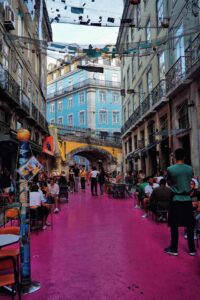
<box><xmin>0</xmin><ymin>256</ymin><xmax>21</xmax><ymax>300</ymax></box>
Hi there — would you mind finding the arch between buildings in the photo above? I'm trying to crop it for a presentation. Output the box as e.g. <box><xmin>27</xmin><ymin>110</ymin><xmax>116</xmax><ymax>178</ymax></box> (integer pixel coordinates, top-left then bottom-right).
<box><xmin>66</xmin><ymin>146</ymin><xmax>117</xmax><ymax>168</ymax></box>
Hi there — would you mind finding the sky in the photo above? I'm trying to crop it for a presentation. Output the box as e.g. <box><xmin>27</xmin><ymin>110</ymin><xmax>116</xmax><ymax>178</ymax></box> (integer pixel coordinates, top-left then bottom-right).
<box><xmin>46</xmin><ymin>0</ymin><xmax>123</xmax><ymax>63</ymax></box>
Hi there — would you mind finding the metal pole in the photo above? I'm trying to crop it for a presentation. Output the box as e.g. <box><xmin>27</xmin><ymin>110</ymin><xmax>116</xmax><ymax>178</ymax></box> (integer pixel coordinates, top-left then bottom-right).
<box><xmin>17</xmin><ymin>129</ymin><xmax>41</xmax><ymax>294</ymax></box>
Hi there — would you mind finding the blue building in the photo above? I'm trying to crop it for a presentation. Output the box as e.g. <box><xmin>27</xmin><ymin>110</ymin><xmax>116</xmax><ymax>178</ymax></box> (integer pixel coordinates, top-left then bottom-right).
<box><xmin>46</xmin><ymin>55</ymin><xmax>122</xmax><ymax>167</ymax></box>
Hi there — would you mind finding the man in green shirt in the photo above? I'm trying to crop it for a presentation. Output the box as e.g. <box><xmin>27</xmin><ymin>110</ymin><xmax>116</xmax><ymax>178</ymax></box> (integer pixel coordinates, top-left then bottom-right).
<box><xmin>165</xmin><ymin>148</ymin><xmax>195</xmax><ymax>256</ymax></box>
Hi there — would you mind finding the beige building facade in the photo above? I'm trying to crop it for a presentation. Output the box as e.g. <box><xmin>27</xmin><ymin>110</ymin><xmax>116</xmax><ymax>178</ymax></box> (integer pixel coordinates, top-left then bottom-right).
<box><xmin>0</xmin><ymin>0</ymin><xmax>52</xmax><ymax>173</ymax></box>
<box><xmin>117</xmin><ymin>0</ymin><xmax>200</xmax><ymax>176</ymax></box>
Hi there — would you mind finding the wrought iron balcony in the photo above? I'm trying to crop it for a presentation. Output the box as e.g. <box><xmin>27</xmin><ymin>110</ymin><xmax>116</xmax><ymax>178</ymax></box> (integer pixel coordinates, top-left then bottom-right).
<box><xmin>21</xmin><ymin>91</ymin><xmax>31</xmax><ymax>114</ymax></box>
<box><xmin>30</xmin><ymin>102</ymin><xmax>39</xmax><ymax>122</ymax></box>
<box><xmin>165</xmin><ymin>56</ymin><xmax>186</xmax><ymax>93</ymax></box>
<box><xmin>52</xmin><ymin>123</ymin><xmax>121</xmax><ymax>147</ymax></box>
<box><xmin>0</xmin><ymin>120</ymin><xmax>10</xmax><ymax>135</ymax></box>
<box><xmin>141</xmin><ymin>95</ymin><xmax>151</xmax><ymax>115</ymax></box>
<box><xmin>151</xmin><ymin>80</ymin><xmax>166</xmax><ymax>106</ymax></box>
<box><xmin>185</xmin><ymin>33</ymin><xmax>200</xmax><ymax>75</ymax></box>
<box><xmin>47</xmin><ymin>79</ymin><xmax>121</xmax><ymax>100</ymax></box>
<box><xmin>0</xmin><ymin>64</ymin><xmax>20</xmax><ymax>106</ymax></box>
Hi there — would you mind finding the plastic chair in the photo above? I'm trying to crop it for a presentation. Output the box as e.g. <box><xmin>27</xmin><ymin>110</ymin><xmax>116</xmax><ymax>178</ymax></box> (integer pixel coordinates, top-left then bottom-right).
<box><xmin>0</xmin><ymin>256</ymin><xmax>21</xmax><ymax>300</ymax></box>
<box><xmin>5</xmin><ymin>208</ymin><xmax>20</xmax><ymax>226</ymax></box>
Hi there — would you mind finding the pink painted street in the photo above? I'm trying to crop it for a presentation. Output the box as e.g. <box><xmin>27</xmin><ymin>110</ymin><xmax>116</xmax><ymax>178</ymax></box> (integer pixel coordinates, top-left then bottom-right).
<box><xmin>2</xmin><ymin>188</ymin><xmax>199</xmax><ymax>300</ymax></box>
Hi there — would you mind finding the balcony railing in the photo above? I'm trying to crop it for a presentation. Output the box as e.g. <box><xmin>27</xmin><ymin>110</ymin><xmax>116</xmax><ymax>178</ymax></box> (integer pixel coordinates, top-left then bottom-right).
<box><xmin>21</xmin><ymin>91</ymin><xmax>30</xmax><ymax>114</ymax></box>
<box><xmin>151</xmin><ymin>80</ymin><xmax>166</xmax><ymax>106</ymax></box>
<box><xmin>51</xmin><ymin>123</ymin><xmax>121</xmax><ymax>147</ymax></box>
<box><xmin>165</xmin><ymin>56</ymin><xmax>186</xmax><ymax>93</ymax></box>
<box><xmin>121</xmin><ymin>80</ymin><xmax>166</xmax><ymax>135</ymax></box>
<box><xmin>31</xmin><ymin>102</ymin><xmax>39</xmax><ymax>122</ymax></box>
<box><xmin>185</xmin><ymin>33</ymin><xmax>200</xmax><ymax>72</ymax></box>
<box><xmin>0</xmin><ymin>120</ymin><xmax>10</xmax><ymax>134</ymax></box>
<box><xmin>0</xmin><ymin>64</ymin><xmax>20</xmax><ymax>105</ymax></box>
<box><xmin>47</xmin><ymin>79</ymin><xmax>121</xmax><ymax>99</ymax></box>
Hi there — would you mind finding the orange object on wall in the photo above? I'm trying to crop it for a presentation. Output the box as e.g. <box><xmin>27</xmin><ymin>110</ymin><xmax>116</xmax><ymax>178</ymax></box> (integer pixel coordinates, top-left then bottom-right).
<box><xmin>42</xmin><ymin>136</ymin><xmax>54</xmax><ymax>156</ymax></box>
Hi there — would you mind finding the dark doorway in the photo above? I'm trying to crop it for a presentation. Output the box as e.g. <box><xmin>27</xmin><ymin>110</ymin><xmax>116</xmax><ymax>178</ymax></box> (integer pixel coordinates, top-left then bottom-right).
<box><xmin>179</xmin><ymin>134</ymin><xmax>191</xmax><ymax>165</ymax></box>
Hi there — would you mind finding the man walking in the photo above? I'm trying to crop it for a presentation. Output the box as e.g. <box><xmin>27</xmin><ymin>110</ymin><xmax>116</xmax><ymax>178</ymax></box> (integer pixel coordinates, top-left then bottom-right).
<box><xmin>165</xmin><ymin>148</ymin><xmax>196</xmax><ymax>256</ymax></box>
<box><xmin>74</xmin><ymin>164</ymin><xmax>80</xmax><ymax>192</ymax></box>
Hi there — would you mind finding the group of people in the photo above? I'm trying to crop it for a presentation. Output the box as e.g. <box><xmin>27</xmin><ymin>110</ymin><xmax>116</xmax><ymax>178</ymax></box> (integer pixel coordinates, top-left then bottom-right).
<box><xmin>68</xmin><ymin>165</ymin><xmax>106</xmax><ymax>196</ymax></box>
<box><xmin>135</xmin><ymin>148</ymin><xmax>200</xmax><ymax>256</ymax></box>
<box><xmin>29</xmin><ymin>175</ymin><xmax>66</xmax><ymax>229</ymax></box>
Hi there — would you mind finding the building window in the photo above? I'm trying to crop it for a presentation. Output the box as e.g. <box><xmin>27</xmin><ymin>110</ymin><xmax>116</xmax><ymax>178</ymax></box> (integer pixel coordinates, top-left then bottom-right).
<box><xmin>137</xmin><ymin>4</ymin><xmax>141</xmax><ymax>26</ymax></box>
<box><xmin>99</xmin><ymin>73</ymin><xmax>105</xmax><ymax>81</ymax></box>
<box><xmin>123</xmin><ymin>107</ymin><xmax>126</xmax><ymax>122</ymax></box>
<box><xmin>127</xmin><ymin>101</ymin><xmax>131</xmax><ymax>117</ymax></box>
<box><xmin>139</xmin><ymin>82</ymin><xmax>144</xmax><ymax>105</ymax></box>
<box><xmin>79</xmin><ymin>93</ymin><xmax>85</xmax><ymax>105</ymax></box>
<box><xmin>68</xmin><ymin>77</ymin><xmax>73</xmax><ymax>86</ymax></box>
<box><xmin>50</xmin><ymin>103</ymin><xmax>55</xmax><ymax>113</ymax></box>
<box><xmin>58</xmin><ymin>101</ymin><xmax>63</xmax><ymax>111</ymax></box>
<box><xmin>131</xmin><ymin>27</ymin><xmax>134</xmax><ymax>41</ymax></box>
<box><xmin>112</xmin><ymin>73</ymin><xmax>118</xmax><ymax>82</ymax></box>
<box><xmin>147</xmin><ymin>69</ymin><xmax>153</xmax><ymax>93</ymax></box>
<box><xmin>79</xmin><ymin>73</ymin><xmax>84</xmax><ymax>82</ymax></box>
<box><xmin>158</xmin><ymin>51</ymin><xmax>165</xmax><ymax>80</ymax></box>
<box><xmin>177</xmin><ymin>102</ymin><xmax>189</xmax><ymax>129</ymax></box>
<box><xmin>133</xmin><ymin>94</ymin><xmax>136</xmax><ymax>111</ymax></box>
<box><xmin>68</xmin><ymin>114</ymin><xmax>73</xmax><ymax>126</ymax></box>
<box><xmin>174</xmin><ymin>24</ymin><xmax>184</xmax><ymax>60</ymax></box>
<box><xmin>127</xmin><ymin>66</ymin><xmax>130</xmax><ymax>89</ymax></box>
<box><xmin>112</xmin><ymin>93</ymin><xmax>120</xmax><ymax>104</ymax></box>
<box><xmin>53</xmin><ymin>72</ymin><xmax>56</xmax><ymax>80</ymax></box>
<box><xmin>157</xmin><ymin>0</ymin><xmax>164</xmax><ymax>26</ymax></box>
<box><xmin>132</xmin><ymin>56</ymin><xmax>135</xmax><ymax>79</ymax></box>
<box><xmin>134</xmin><ymin>135</ymin><xmax>138</xmax><ymax>150</ymax></box>
<box><xmin>146</xmin><ymin>20</ymin><xmax>151</xmax><ymax>42</ymax></box>
<box><xmin>67</xmin><ymin>97</ymin><xmax>72</xmax><ymax>108</ymax></box>
<box><xmin>79</xmin><ymin>111</ymin><xmax>85</xmax><ymax>125</ymax></box>
<box><xmin>2</xmin><ymin>43</ymin><xmax>9</xmax><ymax>70</ymax></box>
<box><xmin>112</xmin><ymin>111</ymin><xmax>120</xmax><ymax>124</ymax></box>
<box><xmin>58</xmin><ymin>117</ymin><xmax>63</xmax><ymax>124</ymax></box>
<box><xmin>27</xmin><ymin>78</ymin><xmax>32</xmax><ymax>97</ymax></box>
<box><xmin>61</xmin><ymin>68</ymin><xmax>65</xmax><ymax>76</ymax></box>
<box><xmin>99</xmin><ymin>110</ymin><xmax>107</xmax><ymax>124</ymax></box>
<box><xmin>138</xmin><ymin>39</ymin><xmax>142</xmax><ymax>69</ymax></box>
<box><xmin>50</xmin><ymin>119</ymin><xmax>55</xmax><ymax>124</ymax></box>
<box><xmin>99</xmin><ymin>91</ymin><xmax>106</xmax><ymax>102</ymax></box>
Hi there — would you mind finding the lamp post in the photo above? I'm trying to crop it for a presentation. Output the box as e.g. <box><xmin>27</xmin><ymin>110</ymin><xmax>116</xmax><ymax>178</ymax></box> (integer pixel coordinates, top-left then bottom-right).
<box><xmin>17</xmin><ymin>129</ymin><xmax>41</xmax><ymax>294</ymax></box>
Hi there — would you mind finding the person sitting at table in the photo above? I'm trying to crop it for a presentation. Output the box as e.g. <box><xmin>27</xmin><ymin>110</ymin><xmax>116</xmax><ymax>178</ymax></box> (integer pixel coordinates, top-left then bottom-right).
<box><xmin>30</xmin><ymin>184</ymin><xmax>50</xmax><ymax>230</ymax></box>
<box><xmin>149</xmin><ymin>179</ymin><xmax>171</xmax><ymax>221</ymax></box>
<box><xmin>184</xmin><ymin>179</ymin><xmax>200</xmax><ymax>239</ymax></box>
<box><xmin>142</xmin><ymin>176</ymin><xmax>159</xmax><ymax>218</ymax></box>
<box><xmin>47</xmin><ymin>178</ymin><xmax>60</xmax><ymax>213</ymax></box>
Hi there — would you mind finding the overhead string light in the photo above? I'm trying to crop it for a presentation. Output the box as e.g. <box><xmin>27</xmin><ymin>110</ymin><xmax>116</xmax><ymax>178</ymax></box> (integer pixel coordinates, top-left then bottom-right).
<box><xmin>4</xmin><ymin>22</ymin><xmax>200</xmax><ymax>62</ymax></box>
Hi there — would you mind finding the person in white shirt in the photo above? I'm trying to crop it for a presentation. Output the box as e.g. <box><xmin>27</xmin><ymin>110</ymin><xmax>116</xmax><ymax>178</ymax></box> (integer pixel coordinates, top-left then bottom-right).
<box><xmin>90</xmin><ymin>166</ymin><xmax>99</xmax><ymax>196</ymax></box>
<box><xmin>47</xmin><ymin>178</ymin><xmax>60</xmax><ymax>213</ymax></box>
<box><xmin>142</xmin><ymin>176</ymin><xmax>159</xmax><ymax>218</ymax></box>
<box><xmin>30</xmin><ymin>184</ymin><xmax>50</xmax><ymax>229</ymax></box>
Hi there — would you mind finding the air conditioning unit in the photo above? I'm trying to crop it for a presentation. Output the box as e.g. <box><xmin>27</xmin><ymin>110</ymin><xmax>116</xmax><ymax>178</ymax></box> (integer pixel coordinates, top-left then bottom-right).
<box><xmin>4</xmin><ymin>4</ymin><xmax>15</xmax><ymax>30</ymax></box>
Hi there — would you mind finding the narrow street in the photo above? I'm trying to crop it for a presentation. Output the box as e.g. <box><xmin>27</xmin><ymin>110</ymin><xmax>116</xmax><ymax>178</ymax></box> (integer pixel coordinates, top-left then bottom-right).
<box><xmin>21</xmin><ymin>188</ymin><xmax>200</xmax><ymax>300</ymax></box>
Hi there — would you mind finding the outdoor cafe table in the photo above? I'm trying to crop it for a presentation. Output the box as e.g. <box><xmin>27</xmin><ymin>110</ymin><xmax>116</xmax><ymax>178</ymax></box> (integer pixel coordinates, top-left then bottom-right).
<box><xmin>0</xmin><ymin>234</ymin><xmax>19</xmax><ymax>248</ymax></box>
